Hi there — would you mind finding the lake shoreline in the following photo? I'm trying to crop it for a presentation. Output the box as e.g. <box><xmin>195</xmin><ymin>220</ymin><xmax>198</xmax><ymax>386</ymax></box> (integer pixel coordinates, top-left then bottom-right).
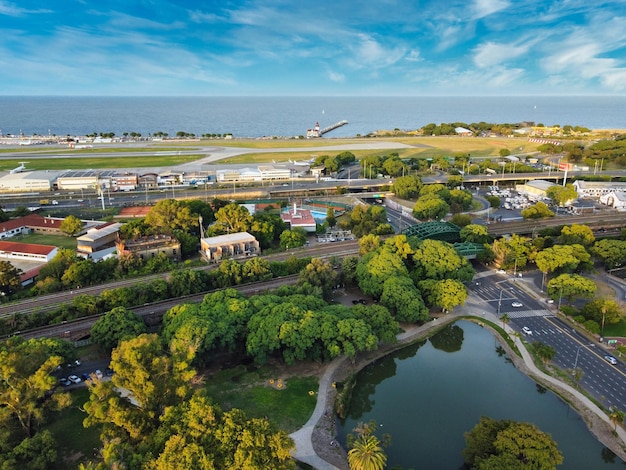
<box><xmin>306</xmin><ymin>312</ymin><xmax>626</xmax><ymax>468</ymax></box>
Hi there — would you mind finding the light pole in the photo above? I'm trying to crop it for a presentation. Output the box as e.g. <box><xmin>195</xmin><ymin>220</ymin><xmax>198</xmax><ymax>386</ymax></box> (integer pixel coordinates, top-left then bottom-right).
<box><xmin>557</xmin><ymin>286</ymin><xmax>564</xmax><ymax>311</ymax></box>
<box><xmin>497</xmin><ymin>288</ymin><xmax>503</xmax><ymax>316</ymax></box>
<box><xmin>573</xmin><ymin>344</ymin><xmax>584</xmax><ymax>370</ymax></box>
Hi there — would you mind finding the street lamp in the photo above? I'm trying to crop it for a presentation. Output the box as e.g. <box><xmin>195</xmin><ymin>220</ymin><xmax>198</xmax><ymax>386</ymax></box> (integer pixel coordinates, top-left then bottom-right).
<box><xmin>497</xmin><ymin>288</ymin><xmax>503</xmax><ymax>316</ymax></box>
<box><xmin>573</xmin><ymin>344</ymin><xmax>584</xmax><ymax>371</ymax></box>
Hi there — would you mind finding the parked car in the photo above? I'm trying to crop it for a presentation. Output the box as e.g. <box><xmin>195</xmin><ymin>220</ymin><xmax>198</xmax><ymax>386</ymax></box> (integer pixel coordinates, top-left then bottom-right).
<box><xmin>522</xmin><ymin>326</ymin><xmax>533</xmax><ymax>335</ymax></box>
<box><xmin>95</xmin><ymin>369</ymin><xmax>103</xmax><ymax>380</ymax></box>
<box><xmin>604</xmin><ymin>355</ymin><xmax>618</xmax><ymax>365</ymax></box>
<box><xmin>58</xmin><ymin>377</ymin><xmax>71</xmax><ymax>387</ymax></box>
<box><xmin>80</xmin><ymin>373</ymin><xmax>90</xmax><ymax>381</ymax></box>
<box><xmin>68</xmin><ymin>375</ymin><xmax>82</xmax><ymax>384</ymax></box>
<box><xmin>512</xmin><ymin>302</ymin><xmax>523</xmax><ymax>308</ymax></box>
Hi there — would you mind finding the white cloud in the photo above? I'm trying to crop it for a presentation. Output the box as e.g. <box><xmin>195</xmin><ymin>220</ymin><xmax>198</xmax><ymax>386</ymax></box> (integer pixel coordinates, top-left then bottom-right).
<box><xmin>0</xmin><ymin>1</ymin><xmax>50</xmax><ymax>17</ymax></box>
<box><xmin>405</xmin><ymin>50</ymin><xmax>421</xmax><ymax>62</ymax></box>
<box><xmin>472</xmin><ymin>0</ymin><xmax>511</xmax><ymax>19</ymax></box>
<box><xmin>473</xmin><ymin>41</ymin><xmax>529</xmax><ymax>68</ymax></box>
<box><xmin>327</xmin><ymin>70</ymin><xmax>345</xmax><ymax>83</ymax></box>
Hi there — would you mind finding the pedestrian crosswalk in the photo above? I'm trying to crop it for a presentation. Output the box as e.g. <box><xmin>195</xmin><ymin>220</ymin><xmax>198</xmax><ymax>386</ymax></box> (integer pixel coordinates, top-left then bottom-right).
<box><xmin>499</xmin><ymin>309</ymin><xmax>554</xmax><ymax>319</ymax></box>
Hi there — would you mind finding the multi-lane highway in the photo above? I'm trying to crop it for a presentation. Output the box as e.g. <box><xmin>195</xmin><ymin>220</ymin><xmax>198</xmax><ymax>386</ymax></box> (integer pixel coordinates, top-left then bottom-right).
<box><xmin>470</xmin><ymin>270</ymin><xmax>626</xmax><ymax>412</ymax></box>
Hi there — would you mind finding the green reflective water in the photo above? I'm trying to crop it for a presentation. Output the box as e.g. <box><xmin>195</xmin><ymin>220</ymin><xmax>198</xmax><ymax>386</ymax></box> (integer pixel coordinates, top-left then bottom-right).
<box><xmin>339</xmin><ymin>321</ymin><xmax>625</xmax><ymax>469</ymax></box>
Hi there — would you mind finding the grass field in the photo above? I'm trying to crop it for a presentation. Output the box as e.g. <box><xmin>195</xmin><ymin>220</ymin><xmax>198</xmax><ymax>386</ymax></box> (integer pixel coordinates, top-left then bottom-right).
<box><xmin>0</xmin><ymin>135</ymin><xmax>542</xmax><ymax>170</ymax></box>
<box><xmin>217</xmin><ymin>136</ymin><xmax>542</xmax><ymax>164</ymax></box>
<box><xmin>46</xmin><ymin>388</ymin><xmax>102</xmax><ymax>468</ymax></box>
<box><xmin>11</xmin><ymin>232</ymin><xmax>78</xmax><ymax>250</ymax></box>
<box><xmin>203</xmin><ymin>364</ymin><xmax>319</xmax><ymax>433</ymax></box>
<box><xmin>0</xmin><ymin>154</ymin><xmax>204</xmax><ymax>171</ymax></box>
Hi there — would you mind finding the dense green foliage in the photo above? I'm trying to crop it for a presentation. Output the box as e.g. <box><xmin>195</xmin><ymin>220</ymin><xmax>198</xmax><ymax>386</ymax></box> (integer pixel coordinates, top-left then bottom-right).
<box><xmin>463</xmin><ymin>416</ymin><xmax>563</xmax><ymax>469</ymax></box>
<box><xmin>0</xmin><ymin>337</ymin><xmax>75</xmax><ymax>469</ymax></box>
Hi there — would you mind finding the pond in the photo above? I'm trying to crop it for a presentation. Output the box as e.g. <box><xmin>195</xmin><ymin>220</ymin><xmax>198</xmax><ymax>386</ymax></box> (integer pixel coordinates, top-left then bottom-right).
<box><xmin>339</xmin><ymin>321</ymin><xmax>624</xmax><ymax>469</ymax></box>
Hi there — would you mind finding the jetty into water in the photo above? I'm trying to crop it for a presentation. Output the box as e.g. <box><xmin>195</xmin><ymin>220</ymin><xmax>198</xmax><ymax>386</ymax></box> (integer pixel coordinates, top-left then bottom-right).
<box><xmin>306</xmin><ymin>120</ymin><xmax>348</xmax><ymax>138</ymax></box>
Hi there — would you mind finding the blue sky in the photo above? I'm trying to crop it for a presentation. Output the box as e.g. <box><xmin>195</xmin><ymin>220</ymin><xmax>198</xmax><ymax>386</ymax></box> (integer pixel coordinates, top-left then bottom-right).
<box><xmin>1</xmin><ymin>0</ymin><xmax>625</xmax><ymax>96</ymax></box>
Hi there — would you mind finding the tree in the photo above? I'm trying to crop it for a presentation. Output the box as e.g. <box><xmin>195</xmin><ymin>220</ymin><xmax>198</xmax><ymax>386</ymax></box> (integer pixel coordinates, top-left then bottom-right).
<box><xmin>391</xmin><ymin>175</ymin><xmax>422</xmax><ymax>199</ymax></box>
<box><xmin>412</xmin><ymin>239</ymin><xmax>475</xmax><ymax>282</ymax></box>
<box><xmin>84</xmin><ymin>334</ymin><xmax>195</xmax><ymax>443</ymax></box>
<box><xmin>593</xmin><ymin>239</ymin><xmax>626</xmax><ymax>269</ymax></box>
<box><xmin>145</xmin><ymin>199</ymin><xmax>197</xmax><ymax>234</ymax></box>
<box><xmin>412</xmin><ymin>194</ymin><xmax>449</xmax><ymax>221</ymax></box>
<box><xmin>359</xmin><ymin>234</ymin><xmax>380</xmax><ymax>256</ymax></box>
<box><xmin>463</xmin><ymin>417</ymin><xmax>563</xmax><ymax>469</ymax></box>
<box><xmin>560</xmin><ymin>224</ymin><xmax>595</xmax><ymax>247</ymax></box>
<box><xmin>546</xmin><ymin>184</ymin><xmax>578</xmax><ymax>208</ymax></box>
<box><xmin>547</xmin><ymin>273</ymin><xmax>596</xmax><ymax>304</ymax></box>
<box><xmin>280</xmin><ymin>228</ymin><xmax>307</xmax><ymax>250</ymax></box>
<box><xmin>357</xmin><ymin>250</ymin><xmax>408</xmax><ymax>298</ymax></box>
<box><xmin>326</xmin><ymin>207</ymin><xmax>337</xmax><ymax>228</ymax></box>
<box><xmin>532</xmin><ymin>342</ymin><xmax>556</xmax><ymax>363</ymax></box>
<box><xmin>298</xmin><ymin>258</ymin><xmax>339</xmax><ymax>301</ymax></box>
<box><xmin>212</xmin><ymin>203</ymin><xmax>253</xmax><ymax>234</ymax></box>
<box><xmin>347</xmin><ymin>421</ymin><xmax>388</xmax><ymax>470</ymax></box>
<box><xmin>0</xmin><ymin>337</ymin><xmax>72</xmax><ymax>469</ymax></box>
<box><xmin>609</xmin><ymin>408</ymin><xmax>625</xmax><ymax>431</ymax></box>
<box><xmin>90</xmin><ymin>306</ymin><xmax>148</xmax><ymax>351</ymax></box>
<box><xmin>380</xmin><ymin>275</ymin><xmax>428</xmax><ymax>322</ymax></box>
<box><xmin>418</xmin><ymin>278</ymin><xmax>468</xmax><ymax>312</ymax></box>
<box><xmin>460</xmin><ymin>224</ymin><xmax>490</xmax><ymax>244</ymax></box>
<box><xmin>521</xmin><ymin>201</ymin><xmax>554</xmax><ymax>219</ymax></box>
<box><xmin>0</xmin><ymin>260</ymin><xmax>22</xmax><ymax>296</ymax></box>
<box><xmin>59</xmin><ymin>214</ymin><xmax>84</xmax><ymax>236</ymax></box>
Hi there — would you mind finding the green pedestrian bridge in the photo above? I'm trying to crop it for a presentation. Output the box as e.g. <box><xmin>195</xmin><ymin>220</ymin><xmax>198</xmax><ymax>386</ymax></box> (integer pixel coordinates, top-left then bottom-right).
<box><xmin>401</xmin><ymin>221</ymin><xmax>485</xmax><ymax>259</ymax></box>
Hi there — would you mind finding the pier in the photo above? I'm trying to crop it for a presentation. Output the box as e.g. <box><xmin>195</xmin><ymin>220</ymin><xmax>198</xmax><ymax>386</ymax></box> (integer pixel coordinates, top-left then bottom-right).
<box><xmin>320</xmin><ymin>120</ymin><xmax>348</xmax><ymax>136</ymax></box>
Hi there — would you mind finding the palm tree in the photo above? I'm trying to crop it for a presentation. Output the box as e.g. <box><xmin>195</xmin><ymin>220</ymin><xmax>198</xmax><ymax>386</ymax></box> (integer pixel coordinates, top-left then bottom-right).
<box><xmin>609</xmin><ymin>408</ymin><xmax>625</xmax><ymax>431</ymax></box>
<box><xmin>500</xmin><ymin>313</ymin><xmax>510</xmax><ymax>331</ymax></box>
<box><xmin>348</xmin><ymin>434</ymin><xmax>387</xmax><ymax>470</ymax></box>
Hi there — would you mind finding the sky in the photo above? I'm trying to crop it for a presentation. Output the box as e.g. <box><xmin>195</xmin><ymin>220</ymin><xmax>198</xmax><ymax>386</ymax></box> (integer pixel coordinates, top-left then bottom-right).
<box><xmin>1</xmin><ymin>0</ymin><xmax>625</xmax><ymax>96</ymax></box>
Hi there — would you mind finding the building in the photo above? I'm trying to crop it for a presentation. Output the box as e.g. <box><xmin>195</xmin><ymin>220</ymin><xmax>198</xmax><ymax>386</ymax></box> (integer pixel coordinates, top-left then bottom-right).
<box><xmin>116</xmin><ymin>234</ymin><xmax>181</xmax><ymax>262</ymax></box>
<box><xmin>258</xmin><ymin>165</ymin><xmax>291</xmax><ymax>181</ymax></box>
<box><xmin>455</xmin><ymin>127</ymin><xmax>473</xmax><ymax>136</ymax></box>
<box><xmin>76</xmin><ymin>222</ymin><xmax>122</xmax><ymax>258</ymax></box>
<box><xmin>200</xmin><ymin>232</ymin><xmax>260</xmax><ymax>263</ymax></box>
<box><xmin>0</xmin><ymin>214</ymin><xmax>66</xmax><ymax>239</ymax></box>
<box><xmin>56</xmin><ymin>170</ymin><xmax>99</xmax><ymax>190</ymax></box>
<box><xmin>515</xmin><ymin>180</ymin><xmax>557</xmax><ymax>200</ymax></box>
<box><xmin>0</xmin><ymin>240</ymin><xmax>58</xmax><ymax>263</ymax></box>
<box><xmin>281</xmin><ymin>204</ymin><xmax>317</xmax><ymax>233</ymax></box>
<box><xmin>573</xmin><ymin>180</ymin><xmax>626</xmax><ymax>199</ymax></box>
<box><xmin>111</xmin><ymin>173</ymin><xmax>138</xmax><ymax>191</ymax></box>
<box><xmin>600</xmin><ymin>192</ymin><xmax>626</xmax><ymax>211</ymax></box>
<box><xmin>0</xmin><ymin>170</ymin><xmax>59</xmax><ymax>192</ymax></box>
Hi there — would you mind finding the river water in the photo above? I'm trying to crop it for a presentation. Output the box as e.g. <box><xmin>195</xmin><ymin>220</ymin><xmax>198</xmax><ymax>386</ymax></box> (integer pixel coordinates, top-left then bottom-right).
<box><xmin>339</xmin><ymin>321</ymin><xmax>623</xmax><ymax>469</ymax></box>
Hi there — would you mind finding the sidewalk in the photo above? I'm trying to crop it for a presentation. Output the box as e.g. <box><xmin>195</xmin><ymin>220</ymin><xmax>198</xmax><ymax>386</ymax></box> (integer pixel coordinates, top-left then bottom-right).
<box><xmin>289</xmin><ymin>297</ymin><xmax>626</xmax><ymax>468</ymax></box>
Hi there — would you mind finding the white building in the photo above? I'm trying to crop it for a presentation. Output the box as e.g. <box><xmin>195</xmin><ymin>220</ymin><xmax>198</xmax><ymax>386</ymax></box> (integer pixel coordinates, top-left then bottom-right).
<box><xmin>0</xmin><ymin>170</ymin><xmax>59</xmax><ymax>192</ymax></box>
<box><xmin>600</xmin><ymin>191</ymin><xmax>626</xmax><ymax>211</ymax></box>
<box><xmin>200</xmin><ymin>232</ymin><xmax>260</xmax><ymax>263</ymax></box>
<box><xmin>572</xmin><ymin>180</ymin><xmax>626</xmax><ymax>199</ymax></box>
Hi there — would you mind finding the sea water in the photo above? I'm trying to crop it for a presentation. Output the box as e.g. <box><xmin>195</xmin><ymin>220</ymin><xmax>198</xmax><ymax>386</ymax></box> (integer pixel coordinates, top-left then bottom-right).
<box><xmin>1</xmin><ymin>96</ymin><xmax>625</xmax><ymax>139</ymax></box>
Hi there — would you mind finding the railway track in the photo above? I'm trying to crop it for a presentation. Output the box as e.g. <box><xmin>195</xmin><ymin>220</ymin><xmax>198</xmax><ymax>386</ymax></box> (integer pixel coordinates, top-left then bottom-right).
<box><xmin>13</xmin><ymin>275</ymin><xmax>301</xmax><ymax>341</ymax></box>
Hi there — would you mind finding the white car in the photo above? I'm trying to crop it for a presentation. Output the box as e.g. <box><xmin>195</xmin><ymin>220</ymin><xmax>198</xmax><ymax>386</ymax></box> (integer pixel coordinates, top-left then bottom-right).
<box><xmin>496</xmin><ymin>269</ymin><xmax>506</xmax><ymax>274</ymax></box>
<box><xmin>68</xmin><ymin>375</ymin><xmax>82</xmax><ymax>384</ymax></box>
<box><xmin>522</xmin><ymin>326</ymin><xmax>532</xmax><ymax>335</ymax></box>
<box><xmin>605</xmin><ymin>355</ymin><xmax>618</xmax><ymax>365</ymax></box>
<box><xmin>512</xmin><ymin>302</ymin><xmax>523</xmax><ymax>308</ymax></box>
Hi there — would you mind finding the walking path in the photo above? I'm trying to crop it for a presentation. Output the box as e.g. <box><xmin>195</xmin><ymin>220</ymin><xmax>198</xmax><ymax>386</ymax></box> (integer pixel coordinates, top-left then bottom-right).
<box><xmin>289</xmin><ymin>299</ymin><xmax>626</xmax><ymax>468</ymax></box>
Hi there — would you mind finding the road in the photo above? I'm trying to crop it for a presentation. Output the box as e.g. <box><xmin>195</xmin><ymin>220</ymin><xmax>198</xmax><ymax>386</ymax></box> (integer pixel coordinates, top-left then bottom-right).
<box><xmin>470</xmin><ymin>269</ymin><xmax>626</xmax><ymax>413</ymax></box>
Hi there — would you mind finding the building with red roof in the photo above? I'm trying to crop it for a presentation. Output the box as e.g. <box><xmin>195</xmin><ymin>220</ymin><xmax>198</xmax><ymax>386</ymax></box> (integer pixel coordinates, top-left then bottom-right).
<box><xmin>0</xmin><ymin>240</ymin><xmax>58</xmax><ymax>262</ymax></box>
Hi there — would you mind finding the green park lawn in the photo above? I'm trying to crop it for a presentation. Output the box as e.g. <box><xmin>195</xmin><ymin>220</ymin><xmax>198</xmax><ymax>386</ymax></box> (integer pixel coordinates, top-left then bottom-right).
<box><xmin>12</xmin><ymin>232</ymin><xmax>78</xmax><ymax>250</ymax></box>
<box><xmin>45</xmin><ymin>388</ymin><xmax>102</xmax><ymax>468</ymax></box>
<box><xmin>202</xmin><ymin>364</ymin><xmax>319</xmax><ymax>433</ymax></box>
